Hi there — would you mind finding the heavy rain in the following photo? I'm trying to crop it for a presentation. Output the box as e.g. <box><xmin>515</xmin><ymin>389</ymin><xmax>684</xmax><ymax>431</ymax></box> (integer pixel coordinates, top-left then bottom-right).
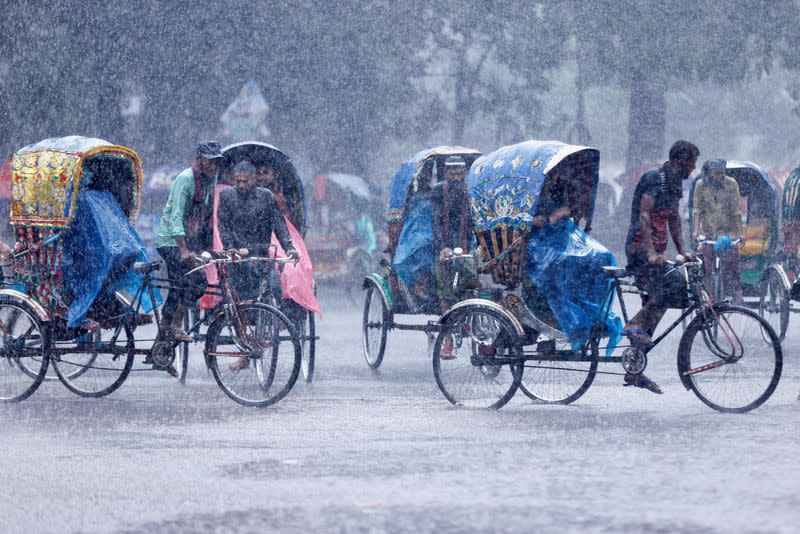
<box><xmin>0</xmin><ymin>1</ymin><xmax>799</xmax><ymax>532</ymax></box>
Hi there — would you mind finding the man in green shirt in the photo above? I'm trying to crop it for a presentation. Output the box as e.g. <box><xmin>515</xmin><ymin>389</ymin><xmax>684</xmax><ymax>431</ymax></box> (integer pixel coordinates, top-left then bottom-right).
<box><xmin>691</xmin><ymin>158</ymin><xmax>744</xmax><ymax>302</ymax></box>
<box><xmin>155</xmin><ymin>141</ymin><xmax>221</xmax><ymax>345</ymax></box>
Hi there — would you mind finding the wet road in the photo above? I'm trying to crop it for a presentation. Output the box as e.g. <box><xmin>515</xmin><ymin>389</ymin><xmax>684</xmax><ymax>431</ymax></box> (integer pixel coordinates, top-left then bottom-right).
<box><xmin>1</xmin><ymin>288</ymin><xmax>799</xmax><ymax>533</ymax></box>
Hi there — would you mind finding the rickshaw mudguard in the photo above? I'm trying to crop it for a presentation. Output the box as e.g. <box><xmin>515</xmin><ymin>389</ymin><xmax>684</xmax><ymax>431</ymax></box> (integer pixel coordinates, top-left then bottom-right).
<box><xmin>362</xmin><ymin>273</ymin><xmax>394</xmax><ymax>310</ymax></box>
<box><xmin>763</xmin><ymin>263</ymin><xmax>791</xmax><ymax>291</ymax></box>
<box><xmin>0</xmin><ymin>289</ymin><xmax>51</xmax><ymax>322</ymax></box>
<box><xmin>439</xmin><ymin>299</ymin><xmax>526</xmax><ymax>336</ymax></box>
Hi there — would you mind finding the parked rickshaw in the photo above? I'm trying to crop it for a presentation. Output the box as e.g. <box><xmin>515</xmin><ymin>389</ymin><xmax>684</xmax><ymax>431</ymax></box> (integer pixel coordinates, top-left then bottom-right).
<box><xmin>305</xmin><ymin>172</ymin><xmax>377</xmax><ymax>288</ymax></box>
<box><xmin>188</xmin><ymin>141</ymin><xmax>320</xmax><ymax>383</ymax></box>
<box><xmin>430</xmin><ymin>140</ymin><xmax>781</xmax><ymax>413</ymax></box>
<box><xmin>361</xmin><ymin>146</ymin><xmax>482</xmax><ymax>369</ymax></box>
<box><xmin>687</xmin><ymin>161</ymin><xmax>788</xmax><ymax>339</ymax></box>
<box><xmin>757</xmin><ymin>163</ymin><xmax>800</xmax><ymax>340</ymax></box>
<box><xmin>0</xmin><ymin>136</ymin><xmax>302</xmax><ymax>406</ymax></box>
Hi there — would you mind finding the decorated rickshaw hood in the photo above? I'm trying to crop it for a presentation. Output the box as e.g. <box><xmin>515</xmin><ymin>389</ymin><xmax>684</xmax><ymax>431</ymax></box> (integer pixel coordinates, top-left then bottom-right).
<box><xmin>467</xmin><ymin>140</ymin><xmax>599</xmax><ymax>232</ymax></box>
<box><xmin>388</xmin><ymin>146</ymin><xmax>481</xmax><ymax>214</ymax></box>
<box><xmin>10</xmin><ymin>135</ymin><xmax>143</xmax><ymax>228</ymax></box>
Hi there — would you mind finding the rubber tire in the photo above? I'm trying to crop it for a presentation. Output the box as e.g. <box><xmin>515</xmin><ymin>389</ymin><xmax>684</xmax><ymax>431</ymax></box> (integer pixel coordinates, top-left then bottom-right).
<box><xmin>678</xmin><ymin>304</ymin><xmax>782</xmax><ymax>413</ymax></box>
<box><xmin>205</xmin><ymin>303</ymin><xmax>301</xmax><ymax>407</ymax></box>
<box><xmin>0</xmin><ymin>297</ymin><xmax>49</xmax><ymax>402</ymax></box>
<box><xmin>518</xmin><ymin>335</ymin><xmax>599</xmax><ymax>405</ymax></box>
<box><xmin>758</xmin><ymin>269</ymin><xmax>789</xmax><ymax>342</ymax></box>
<box><xmin>301</xmin><ymin>310</ymin><xmax>315</xmax><ymax>383</ymax></box>
<box><xmin>432</xmin><ymin>305</ymin><xmax>523</xmax><ymax>410</ymax></box>
<box><xmin>53</xmin><ymin>325</ymin><xmax>135</xmax><ymax>398</ymax></box>
<box><xmin>362</xmin><ymin>282</ymin><xmax>389</xmax><ymax>370</ymax></box>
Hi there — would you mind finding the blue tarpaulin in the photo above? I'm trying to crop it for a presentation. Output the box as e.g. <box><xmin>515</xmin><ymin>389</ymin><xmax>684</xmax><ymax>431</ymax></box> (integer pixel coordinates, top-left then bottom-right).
<box><xmin>392</xmin><ymin>196</ymin><xmax>433</xmax><ymax>286</ymax></box>
<box><xmin>524</xmin><ymin>219</ymin><xmax>622</xmax><ymax>353</ymax></box>
<box><xmin>61</xmin><ymin>190</ymin><xmax>157</xmax><ymax>328</ymax></box>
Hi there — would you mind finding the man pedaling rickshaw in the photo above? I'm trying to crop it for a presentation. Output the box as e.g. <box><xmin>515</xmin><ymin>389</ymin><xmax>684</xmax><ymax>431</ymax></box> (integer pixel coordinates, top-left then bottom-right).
<box><xmin>623</xmin><ymin>140</ymin><xmax>700</xmax><ymax>394</ymax></box>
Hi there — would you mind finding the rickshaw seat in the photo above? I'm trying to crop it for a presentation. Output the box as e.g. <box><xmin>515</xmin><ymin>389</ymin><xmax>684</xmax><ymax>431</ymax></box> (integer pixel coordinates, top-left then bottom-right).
<box><xmin>740</xmin><ymin>222</ymin><xmax>770</xmax><ymax>256</ymax></box>
<box><xmin>475</xmin><ymin>227</ymin><xmax>530</xmax><ymax>288</ymax></box>
<box><xmin>602</xmin><ymin>266</ymin><xmax>627</xmax><ymax>278</ymax></box>
<box><xmin>133</xmin><ymin>260</ymin><xmax>161</xmax><ymax>274</ymax></box>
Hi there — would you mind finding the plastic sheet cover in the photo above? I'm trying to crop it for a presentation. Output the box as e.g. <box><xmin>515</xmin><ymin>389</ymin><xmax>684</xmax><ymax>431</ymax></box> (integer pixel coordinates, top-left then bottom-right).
<box><xmin>61</xmin><ymin>190</ymin><xmax>156</xmax><ymax>328</ymax></box>
<box><xmin>392</xmin><ymin>196</ymin><xmax>433</xmax><ymax>286</ymax></box>
<box><xmin>525</xmin><ymin>219</ymin><xmax>622</xmax><ymax>353</ymax></box>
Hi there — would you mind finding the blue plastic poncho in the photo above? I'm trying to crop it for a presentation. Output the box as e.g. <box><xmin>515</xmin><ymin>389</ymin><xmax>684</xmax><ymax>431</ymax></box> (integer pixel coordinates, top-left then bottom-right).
<box><xmin>61</xmin><ymin>190</ymin><xmax>158</xmax><ymax>328</ymax></box>
<box><xmin>392</xmin><ymin>195</ymin><xmax>433</xmax><ymax>286</ymax></box>
<box><xmin>524</xmin><ymin>219</ymin><xmax>622</xmax><ymax>353</ymax></box>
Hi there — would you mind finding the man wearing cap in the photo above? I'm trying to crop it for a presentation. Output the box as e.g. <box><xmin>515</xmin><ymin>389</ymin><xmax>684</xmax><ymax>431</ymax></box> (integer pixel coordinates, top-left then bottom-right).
<box><xmin>691</xmin><ymin>158</ymin><xmax>744</xmax><ymax>303</ymax></box>
<box><xmin>153</xmin><ymin>141</ymin><xmax>221</xmax><ymax>350</ymax></box>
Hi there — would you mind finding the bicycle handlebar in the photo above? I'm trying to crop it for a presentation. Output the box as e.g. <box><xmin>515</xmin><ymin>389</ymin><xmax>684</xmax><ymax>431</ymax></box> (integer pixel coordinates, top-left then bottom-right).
<box><xmin>696</xmin><ymin>235</ymin><xmax>741</xmax><ymax>247</ymax></box>
<box><xmin>185</xmin><ymin>250</ymin><xmax>295</xmax><ymax>275</ymax></box>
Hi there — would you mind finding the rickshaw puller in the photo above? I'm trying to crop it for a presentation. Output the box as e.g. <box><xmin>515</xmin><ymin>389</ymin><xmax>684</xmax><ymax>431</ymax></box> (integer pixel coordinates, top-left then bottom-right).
<box><xmin>691</xmin><ymin>158</ymin><xmax>744</xmax><ymax>303</ymax></box>
<box><xmin>154</xmin><ymin>141</ymin><xmax>221</xmax><ymax>348</ymax></box>
<box><xmin>624</xmin><ymin>140</ymin><xmax>699</xmax><ymax>394</ymax></box>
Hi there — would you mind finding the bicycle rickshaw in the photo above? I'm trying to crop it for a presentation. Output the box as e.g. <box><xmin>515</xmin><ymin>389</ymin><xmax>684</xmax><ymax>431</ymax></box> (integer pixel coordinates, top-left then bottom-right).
<box><xmin>687</xmin><ymin>161</ymin><xmax>789</xmax><ymax>339</ymax></box>
<box><xmin>179</xmin><ymin>141</ymin><xmax>319</xmax><ymax>384</ymax></box>
<box><xmin>361</xmin><ymin>146</ymin><xmax>482</xmax><ymax>370</ymax></box>
<box><xmin>0</xmin><ymin>136</ymin><xmax>302</xmax><ymax>407</ymax></box>
<box><xmin>429</xmin><ymin>140</ymin><xmax>782</xmax><ymax>413</ymax></box>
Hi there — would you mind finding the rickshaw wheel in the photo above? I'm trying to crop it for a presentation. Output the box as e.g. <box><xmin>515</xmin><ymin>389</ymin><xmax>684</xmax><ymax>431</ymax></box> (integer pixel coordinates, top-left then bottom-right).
<box><xmin>518</xmin><ymin>336</ymin><xmax>599</xmax><ymax>405</ymax></box>
<box><xmin>758</xmin><ymin>270</ymin><xmax>789</xmax><ymax>342</ymax></box>
<box><xmin>52</xmin><ymin>325</ymin><xmax>135</xmax><ymax>398</ymax></box>
<box><xmin>301</xmin><ymin>310</ymin><xmax>315</xmax><ymax>383</ymax></box>
<box><xmin>362</xmin><ymin>282</ymin><xmax>389</xmax><ymax>370</ymax></box>
<box><xmin>205</xmin><ymin>303</ymin><xmax>300</xmax><ymax>408</ymax></box>
<box><xmin>432</xmin><ymin>305</ymin><xmax>522</xmax><ymax>410</ymax></box>
<box><xmin>678</xmin><ymin>304</ymin><xmax>782</xmax><ymax>413</ymax></box>
<box><xmin>0</xmin><ymin>296</ymin><xmax>50</xmax><ymax>402</ymax></box>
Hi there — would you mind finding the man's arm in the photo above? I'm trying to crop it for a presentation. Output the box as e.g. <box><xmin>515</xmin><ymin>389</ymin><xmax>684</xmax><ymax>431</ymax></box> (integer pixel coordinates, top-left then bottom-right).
<box><xmin>638</xmin><ymin>193</ymin><xmax>661</xmax><ymax>263</ymax></box>
<box><xmin>264</xmin><ymin>191</ymin><xmax>297</xmax><ymax>257</ymax></box>
<box><xmin>668</xmin><ymin>209</ymin><xmax>687</xmax><ymax>257</ymax></box>
<box><xmin>692</xmin><ymin>180</ymin><xmax>704</xmax><ymax>239</ymax></box>
<box><xmin>217</xmin><ymin>191</ymin><xmax>238</xmax><ymax>250</ymax></box>
<box><xmin>731</xmin><ymin>180</ymin><xmax>744</xmax><ymax>240</ymax></box>
<box><xmin>167</xmin><ymin>174</ymin><xmax>194</xmax><ymax>261</ymax></box>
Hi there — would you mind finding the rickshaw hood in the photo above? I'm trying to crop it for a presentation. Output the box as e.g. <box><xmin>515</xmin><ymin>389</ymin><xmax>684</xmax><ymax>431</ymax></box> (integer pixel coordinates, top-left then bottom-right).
<box><xmin>466</xmin><ymin>140</ymin><xmax>599</xmax><ymax>232</ymax></box>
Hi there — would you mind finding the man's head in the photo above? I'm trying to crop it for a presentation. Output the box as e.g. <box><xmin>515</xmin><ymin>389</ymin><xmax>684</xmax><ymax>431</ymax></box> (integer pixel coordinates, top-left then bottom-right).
<box><xmin>196</xmin><ymin>140</ymin><xmax>222</xmax><ymax>180</ymax></box>
<box><xmin>444</xmin><ymin>155</ymin><xmax>467</xmax><ymax>183</ymax></box>
<box><xmin>231</xmin><ymin>160</ymin><xmax>258</xmax><ymax>195</ymax></box>
<box><xmin>702</xmin><ymin>158</ymin><xmax>727</xmax><ymax>185</ymax></box>
<box><xmin>256</xmin><ymin>164</ymin><xmax>277</xmax><ymax>189</ymax></box>
<box><xmin>667</xmin><ymin>140</ymin><xmax>700</xmax><ymax>181</ymax></box>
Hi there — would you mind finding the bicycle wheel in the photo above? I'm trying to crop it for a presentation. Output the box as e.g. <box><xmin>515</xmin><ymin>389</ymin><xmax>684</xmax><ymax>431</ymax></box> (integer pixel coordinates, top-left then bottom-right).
<box><xmin>52</xmin><ymin>325</ymin><xmax>135</xmax><ymax>397</ymax></box>
<box><xmin>205</xmin><ymin>303</ymin><xmax>300</xmax><ymax>407</ymax></box>
<box><xmin>300</xmin><ymin>310</ymin><xmax>315</xmax><ymax>383</ymax></box>
<box><xmin>678</xmin><ymin>304</ymin><xmax>782</xmax><ymax>413</ymax></box>
<box><xmin>362</xmin><ymin>282</ymin><xmax>389</xmax><ymax>370</ymax></box>
<box><xmin>519</xmin><ymin>336</ymin><xmax>598</xmax><ymax>404</ymax></box>
<box><xmin>0</xmin><ymin>297</ymin><xmax>49</xmax><ymax>402</ymax></box>
<box><xmin>758</xmin><ymin>269</ymin><xmax>789</xmax><ymax>342</ymax></box>
<box><xmin>433</xmin><ymin>306</ymin><xmax>522</xmax><ymax>409</ymax></box>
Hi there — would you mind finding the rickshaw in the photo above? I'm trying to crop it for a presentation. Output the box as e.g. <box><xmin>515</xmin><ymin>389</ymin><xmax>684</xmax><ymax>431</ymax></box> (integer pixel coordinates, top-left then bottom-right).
<box><xmin>429</xmin><ymin>140</ymin><xmax>781</xmax><ymax>413</ymax></box>
<box><xmin>757</xmin><ymin>163</ymin><xmax>800</xmax><ymax>340</ymax></box>
<box><xmin>687</xmin><ymin>161</ymin><xmax>788</xmax><ymax>339</ymax></box>
<box><xmin>0</xmin><ymin>136</ymin><xmax>148</xmax><ymax>401</ymax></box>
<box><xmin>361</xmin><ymin>146</ymin><xmax>482</xmax><ymax>369</ymax></box>
<box><xmin>0</xmin><ymin>136</ymin><xmax>303</xmax><ymax>407</ymax></box>
<box><xmin>182</xmin><ymin>141</ymin><xmax>319</xmax><ymax>383</ymax></box>
<box><xmin>305</xmin><ymin>172</ymin><xmax>377</xmax><ymax>290</ymax></box>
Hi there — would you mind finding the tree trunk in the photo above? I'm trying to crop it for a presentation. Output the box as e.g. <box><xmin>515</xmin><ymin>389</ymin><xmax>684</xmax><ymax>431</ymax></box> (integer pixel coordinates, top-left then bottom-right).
<box><xmin>625</xmin><ymin>72</ymin><xmax>666</xmax><ymax>172</ymax></box>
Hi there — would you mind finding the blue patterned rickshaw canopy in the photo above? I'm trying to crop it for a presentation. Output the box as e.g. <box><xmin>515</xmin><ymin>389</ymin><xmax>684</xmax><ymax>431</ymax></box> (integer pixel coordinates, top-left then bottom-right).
<box><xmin>466</xmin><ymin>140</ymin><xmax>599</xmax><ymax>233</ymax></box>
<box><xmin>10</xmin><ymin>135</ymin><xmax>143</xmax><ymax>228</ymax></box>
<box><xmin>387</xmin><ymin>146</ymin><xmax>482</xmax><ymax>219</ymax></box>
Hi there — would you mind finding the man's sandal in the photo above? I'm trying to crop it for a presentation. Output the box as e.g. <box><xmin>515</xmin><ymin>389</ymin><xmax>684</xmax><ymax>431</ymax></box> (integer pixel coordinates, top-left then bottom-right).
<box><xmin>624</xmin><ymin>373</ymin><xmax>663</xmax><ymax>394</ymax></box>
<box><xmin>622</xmin><ymin>327</ymin><xmax>653</xmax><ymax>345</ymax></box>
